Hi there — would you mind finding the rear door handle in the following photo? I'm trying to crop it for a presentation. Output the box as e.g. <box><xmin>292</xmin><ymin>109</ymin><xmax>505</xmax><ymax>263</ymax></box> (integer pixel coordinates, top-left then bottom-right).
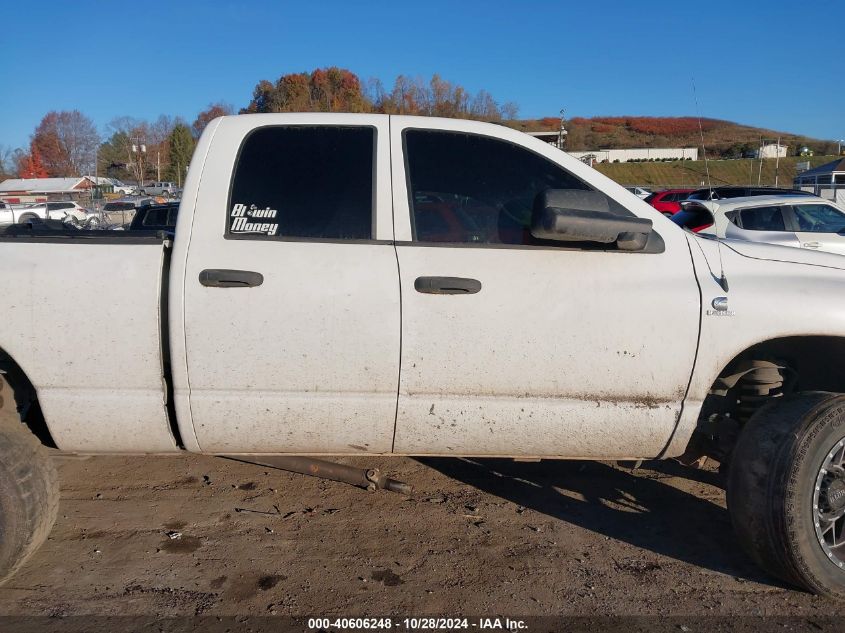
<box><xmin>802</xmin><ymin>242</ymin><xmax>821</xmax><ymax>249</ymax></box>
<box><xmin>414</xmin><ymin>276</ymin><xmax>481</xmax><ymax>295</ymax></box>
<box><xmin>199</xmin><ymin>269</ymin><xmax>264</xmax><ymax>288</ymax></box>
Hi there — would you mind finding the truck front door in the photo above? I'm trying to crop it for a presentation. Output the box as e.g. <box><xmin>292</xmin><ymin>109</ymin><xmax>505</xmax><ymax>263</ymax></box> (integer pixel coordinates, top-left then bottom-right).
<box><xmin>390</xmin><ymin>118</ymin><xmax>701</xmax><ymax>458</ymax></box>
<box><xmin>181</xmin><ymin>117</ymin><xmax>400</xmax><ymax>453</ymax></box>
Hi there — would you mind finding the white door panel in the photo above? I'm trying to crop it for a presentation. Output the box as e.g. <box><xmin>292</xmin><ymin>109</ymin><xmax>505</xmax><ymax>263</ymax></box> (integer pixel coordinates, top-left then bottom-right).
<box><xmin>795</xmin><ymin>233</ymin><xmax>845</xmax><ymax>255</ymax></box>
<box><xmin>185</xmin><ymin>242</ymin><xmax>400</xmax><ymax>453</ymax></box>
<box><xmin>181</xmin><ymin>116</ymin><xmax>400</xmax><ymax>453</ymax></box>
<box><xmin>393</xmin><ymin>245</ymin><xmax>699</xmax><ymax>457</ymax></box>
<box><xmin>390</xmin><ymin>120</ymin><xmax>700</xmax><ymax>458</ymax></box>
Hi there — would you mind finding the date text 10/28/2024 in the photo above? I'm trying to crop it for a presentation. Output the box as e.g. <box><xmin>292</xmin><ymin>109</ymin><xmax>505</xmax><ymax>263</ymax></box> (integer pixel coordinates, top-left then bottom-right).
<box><xmin>307</xmin><ymin>618</ymin><xmax>528</xmax><ymax>631</ymax></box>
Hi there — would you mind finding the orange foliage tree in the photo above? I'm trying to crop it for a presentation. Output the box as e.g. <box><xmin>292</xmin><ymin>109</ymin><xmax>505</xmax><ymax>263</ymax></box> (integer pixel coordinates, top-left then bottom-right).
<box><xmin>18</xmin><ymin>144</ymin><xmax>49</xmax><ymax>178</ymax></box>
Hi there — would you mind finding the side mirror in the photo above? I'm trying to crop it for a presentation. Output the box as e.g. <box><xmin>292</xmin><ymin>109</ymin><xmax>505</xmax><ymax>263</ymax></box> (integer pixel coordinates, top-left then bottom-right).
<box><xmin>530</xmin><ymin>190</ymin><xmax>654</xmax><ymax>251</ymax></box>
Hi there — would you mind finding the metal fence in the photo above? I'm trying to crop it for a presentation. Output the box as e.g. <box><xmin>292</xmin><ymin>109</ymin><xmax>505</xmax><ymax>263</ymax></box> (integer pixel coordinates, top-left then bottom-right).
<box><xmin>796</xmin><ymin>184</ymin><xmax>845</xmax><ymax>207</ymax></box>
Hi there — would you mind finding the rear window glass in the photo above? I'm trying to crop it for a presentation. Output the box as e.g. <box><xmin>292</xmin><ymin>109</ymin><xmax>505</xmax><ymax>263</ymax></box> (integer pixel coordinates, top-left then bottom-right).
<box><xmin>739</xmin><ymin>206</ymin><xmax>786</xmax><ymax>231</ymax></box>
<box><xmin>228</xmin><ymin>126</ymin><xmax>374</xmax><ymax>240</ymax></box>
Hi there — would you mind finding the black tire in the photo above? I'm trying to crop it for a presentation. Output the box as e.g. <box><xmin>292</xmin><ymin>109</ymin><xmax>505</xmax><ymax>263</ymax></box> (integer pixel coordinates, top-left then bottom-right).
<box><xmin>0</xmin><ymin>378</ymin><xmax>59</xmax><ymax>585</ymax></box>
<box><xmin>727</xmin><ymin>391</ymin><xmax>845</xmax><ymax>597</ymax></box>
<box><xmin>16</xmin><ymin>213</ymin><xmax>37</xmax><ymax>225</ymax></box>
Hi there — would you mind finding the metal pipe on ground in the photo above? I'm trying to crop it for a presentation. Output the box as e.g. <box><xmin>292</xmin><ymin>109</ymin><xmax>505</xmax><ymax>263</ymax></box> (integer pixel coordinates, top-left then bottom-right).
<box><xmin>221</xmin><ymin>455</ymin><xmax>413</xmax><ymax>495</ymax></box>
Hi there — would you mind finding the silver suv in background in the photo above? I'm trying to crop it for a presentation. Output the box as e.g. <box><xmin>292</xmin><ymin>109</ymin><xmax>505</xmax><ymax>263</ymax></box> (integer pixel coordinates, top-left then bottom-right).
<box><xmin>673</xmin><ymin>195</ymin><xmax>845</xmax><ymax>256</ymax></box>
<box><xmin>140</xmin><ymin>181</ymin><xmax>179</xmax><ymax>197</ymax></box>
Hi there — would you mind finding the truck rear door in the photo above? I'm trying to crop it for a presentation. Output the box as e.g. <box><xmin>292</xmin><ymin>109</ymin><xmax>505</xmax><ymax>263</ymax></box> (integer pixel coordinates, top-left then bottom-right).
<box><xmin>179</xmin><ymin>115</ymin><xmax>399</xmax><ymax>453</ymax></box>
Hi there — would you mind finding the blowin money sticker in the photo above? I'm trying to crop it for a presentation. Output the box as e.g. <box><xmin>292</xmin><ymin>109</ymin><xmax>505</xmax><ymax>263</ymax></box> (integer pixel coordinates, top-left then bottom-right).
<box><xmin>230</xmin><ymin>203</ymin><xmax>279</xmax><ymax>236</ymax></box>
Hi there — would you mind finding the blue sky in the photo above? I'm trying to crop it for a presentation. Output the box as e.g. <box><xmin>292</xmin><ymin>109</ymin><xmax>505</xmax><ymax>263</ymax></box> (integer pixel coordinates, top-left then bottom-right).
<box><xmin>2</xmin><ymin>0</ymin><xmax>842</xmax><ymax>149</ymax></box>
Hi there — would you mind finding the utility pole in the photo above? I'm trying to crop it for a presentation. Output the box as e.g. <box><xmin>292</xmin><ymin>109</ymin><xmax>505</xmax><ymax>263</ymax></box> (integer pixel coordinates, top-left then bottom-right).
<box><xmin>130</xmin><ymin>137</ymin><xmax>147</xmax><ymax>188</ymax></box>
<box><xmin>156</xmin><ymin>150</ymin><xmax>161</xmax><ymax>182</ymax></box>
<box><xmin>757</xmin><ymin>137</ymin><xmax>764</xmax><ymax>186</ymax></box>
<box><xmin>774</xmin><ymin>136</ymin><xmax>781</xmax><ymax>187</ymax></box>
<box><xmin>557</xmin><ymin>108</ymin><xmax>568</xmax><ymax>150</ymax></box>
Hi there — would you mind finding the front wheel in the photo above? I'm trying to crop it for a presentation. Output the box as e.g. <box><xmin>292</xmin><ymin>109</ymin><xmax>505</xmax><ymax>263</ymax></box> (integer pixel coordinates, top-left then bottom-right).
<box><xmin>728</xmin><ymin>392</ymin><xmax>845</xmax><ymax>598</ymax></box>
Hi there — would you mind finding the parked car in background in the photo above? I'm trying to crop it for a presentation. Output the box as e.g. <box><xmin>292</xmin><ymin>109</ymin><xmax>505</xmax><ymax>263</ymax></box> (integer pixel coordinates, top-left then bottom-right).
<box><xmin>140</xmin><ymin>182</ymin><xmax>179</xmax><ymax>197</ymax></box>
<box><xmin>128</xmin><ymin>202</ymin><xmax>179</xmax><ymax>232</ymax></box>
<box><xmin>624</xmin><ymin>186</ymin><xmax>652</xmax><ymax>199</ymax></box>
<box><xmin>99</xmin><ymin>197</ymin><xmax>157</xmax><ymax>226</ymax></box>
<box><xmin>0</xmin><ymin>201</ymin><xmax>85</xmax><ymax>225</ymax></box>
<box><xmin>43</xmin><ymin>201</ymin><xmax>88</xmax><ymax>225</ymax></box>
<box><xmin>686</xmin><ymin>186</ymin><xmax>810</xmax><ymax>201</ymax></box>
<box><xmin>110</xmin><ymin>179</ymin><xmax>137</xmax><ymax>195</ymax></box>
<box><xmin>672</xmin><ymin>195</ymin><xmax>845</xmax><ymax>255</ymax></box>
<box><xmin>644</xmin><ymin>189</ymin><xmax>694</xmax><ymax>216</ymax></box>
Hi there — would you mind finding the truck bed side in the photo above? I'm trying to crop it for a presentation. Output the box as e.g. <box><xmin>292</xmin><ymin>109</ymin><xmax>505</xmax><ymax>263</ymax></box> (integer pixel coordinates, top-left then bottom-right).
<box><xmin>0</xmin><ymin>236</ymin><xmax>178</xmax><ymax>452</ymax></box>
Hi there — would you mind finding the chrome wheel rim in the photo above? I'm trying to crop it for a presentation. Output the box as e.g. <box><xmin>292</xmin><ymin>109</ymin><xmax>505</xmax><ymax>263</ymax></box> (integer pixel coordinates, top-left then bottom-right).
<box><xmin>813</xmin><ymin>437</ymin><xmax>845</xmax><ymax>569</ymax></box>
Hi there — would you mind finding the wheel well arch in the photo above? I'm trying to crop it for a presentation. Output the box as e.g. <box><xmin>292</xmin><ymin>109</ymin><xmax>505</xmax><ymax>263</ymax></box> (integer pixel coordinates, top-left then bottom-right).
<box><xmin>683</xmin><ymin>335</ymin><xmax>845</xmax><ymax>463</ymax></box>
<box><xmin>714</xmin><ymin>335</ymin><xmax>845</xmax><ymax>394</ymax></box>
<box><xmin>0</xmin><ymin>348</ymin><xmax>55</xmax><ymax>448</ymax></box>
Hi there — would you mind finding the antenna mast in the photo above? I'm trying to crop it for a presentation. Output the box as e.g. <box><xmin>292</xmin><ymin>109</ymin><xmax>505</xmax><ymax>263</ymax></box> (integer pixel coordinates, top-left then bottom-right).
<box><xmin>692</xmin><ymin>79</ymin><xmax>712</xmax><ymax>195</ymax></box>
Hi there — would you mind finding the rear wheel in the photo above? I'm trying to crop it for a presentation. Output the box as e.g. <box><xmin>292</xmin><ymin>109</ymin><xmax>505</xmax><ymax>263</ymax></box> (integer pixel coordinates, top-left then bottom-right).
<box><xmin>727</xmin><ymin>392</ymin><xmax>845</xmax><ymax>597</ymax></box>
<box><xmin>16</xmin><ymin>213</ymin><xmax>37</xmax><ymax>225</ymax></box>
<box><xmin>0</xmin><ymin>378</ymin><xmax>59</xmax><ymax>585</ymax></box>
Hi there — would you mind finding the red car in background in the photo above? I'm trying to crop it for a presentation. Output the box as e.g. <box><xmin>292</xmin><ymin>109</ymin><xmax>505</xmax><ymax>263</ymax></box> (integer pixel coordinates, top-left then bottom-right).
<box><xmin>644</xmin><ymin>189</ymin><xmax>694</xmax><ymax>216</ymax></box>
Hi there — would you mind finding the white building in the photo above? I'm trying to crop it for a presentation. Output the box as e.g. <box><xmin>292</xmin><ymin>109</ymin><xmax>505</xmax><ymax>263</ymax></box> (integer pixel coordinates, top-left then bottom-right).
<box><xmin>524</xmin><ymin>132</ymin><xmax>699</xmax><ymax>163</ymax></box>
<box><xmin>794</xmin><ymin>158</ymin><xmax>845</xmax><ymax>206</ymax></box>
<box><xmin>755</xmin><ymin>143</ymin><xmax>788</xmax><ymax>159</ymax></box>
<box><xmin>567</xmin><ymin>147</ymin><xmax>699</xmax><ymax>164</ymax></box>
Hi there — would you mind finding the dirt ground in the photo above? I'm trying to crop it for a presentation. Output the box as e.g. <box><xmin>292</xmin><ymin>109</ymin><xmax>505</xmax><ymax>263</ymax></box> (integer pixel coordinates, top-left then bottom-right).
<box><xmin>1</xmin><ymin>452</ymin><xmax>844</xmax><ymax>624</ymax></box>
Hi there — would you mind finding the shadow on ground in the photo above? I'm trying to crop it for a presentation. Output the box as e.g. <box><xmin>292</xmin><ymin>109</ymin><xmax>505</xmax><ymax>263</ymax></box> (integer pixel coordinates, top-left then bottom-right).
<box><xmin>418</xmin><ymin>457</ymin><xmax>781</xmax><ymax>587</ymax></box>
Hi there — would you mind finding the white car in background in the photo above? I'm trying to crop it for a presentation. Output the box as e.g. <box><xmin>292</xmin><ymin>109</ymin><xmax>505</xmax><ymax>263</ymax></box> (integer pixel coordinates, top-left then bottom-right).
<box><xmin>673</xmin><ymin>194</ymin><xmax>845</xmax><ymax>256</ymax></box>
<box><xmin>0</xmin><ymin>201</ymin><xmax>84</xmax><ymax>224</ymax></box>
<box><xmin>110</xmin><ymin>179</ymin><xmax>137</xmax><ymax>195</ymax></box>
<box><xmin>624</xmin><ymin>186</ymin><xmax>652</xmax><ymax>199</ymax></box>
<box><xmin>43</xmin><ymin>201</ymin><xmax>89</xmax><ymax>225</ymax></box>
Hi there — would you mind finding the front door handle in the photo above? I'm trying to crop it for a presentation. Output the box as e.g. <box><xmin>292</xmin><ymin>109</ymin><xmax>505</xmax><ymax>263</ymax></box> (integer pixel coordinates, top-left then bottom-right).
<box><xmin>414</xmin><ymin>276</ymin><xmax>481</xmax><ymax>295</ymax></box>
<box><xmin>802</xmin><ymin>242</ymin><xmax>821</xmax><ymax>249</ymax></box>
<box><xmin>199</xmin><ymin>269</ymin><xmax>264</xmax><ymax>288</ymax></box>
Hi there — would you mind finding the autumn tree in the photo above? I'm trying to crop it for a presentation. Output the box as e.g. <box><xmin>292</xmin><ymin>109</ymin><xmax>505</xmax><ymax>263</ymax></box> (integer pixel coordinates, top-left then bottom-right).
<box><xmin>192</xmin><ymin>102</ymin><xmax>234</xmax><ymax>138</ymax></box>
<box><xmin>32</xmin><ymin>110</ymin><xmax>99</xmax><ymax>176</ymax></box>
<box><xmin>371</xmin><ymin>74</ymin><xmax>515</xmax><ymax>122</ymax></box>
<box><xmin>241</xmin><ymin>68</ymin><xmax>517</xmax><ymax>123</ymax></box>
<box><xmin>167</xmin><ymin>123</ymin><xmax>195</xmax><ymax>185</ymax></box>
<box><xmin>241</xmin><ymin>68</ymin><xmax>369</xmax><ymax>114</ymax></box>
<box><xmin>17</xmin><ymin>143</ymin><xmax>49</xmax><ymax>178</ymax></box>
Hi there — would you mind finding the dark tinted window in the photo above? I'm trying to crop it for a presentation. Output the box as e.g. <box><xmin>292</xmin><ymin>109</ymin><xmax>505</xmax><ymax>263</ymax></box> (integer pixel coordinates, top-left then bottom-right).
<box><xmin>687</xmin><ymin>190</ymin><xmax>711</xmax><ymax>200</ymax></box>
<box><xmin>104</xmin><ymin>202</ymin><xmax>135</xmax><ymax>211</ymax></box>
<box><xmin>404</xmin><ymin>130</ymin><xmax>598</xmax><ymax>244</ymax></box>
<box><xmin>792</xmin><ymin>204</ymin><xmax>845</xmax><ymax>232</ymax></box>
<box><xmin>140</xmin><ymin>206</ymin><xmax>178</xmax><ymax>228</ymax></box>
<box><xmin>739</xmin><ymin>206</ymin><xmax>786</xmax><ymax>231</ymax></box>
<box><xmin>229</xmin><ymin>126</ymin><xmax>374</xmax><ymax>240</ymax></box>
<box><xmin>671</xmin><ymin>206</ymin><xmax>714</xmax><ymax>232</ymax></box>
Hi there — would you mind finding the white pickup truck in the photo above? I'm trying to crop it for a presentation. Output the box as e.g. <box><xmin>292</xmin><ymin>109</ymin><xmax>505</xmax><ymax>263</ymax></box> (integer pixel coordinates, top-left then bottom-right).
<box><xmin>3</xmin><ymin>114</ymin><xmax>845</xmax><ymax>598</ymax></box>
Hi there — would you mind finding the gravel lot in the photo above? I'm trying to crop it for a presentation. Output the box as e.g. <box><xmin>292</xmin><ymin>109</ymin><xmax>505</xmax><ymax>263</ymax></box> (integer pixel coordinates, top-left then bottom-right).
<box><xmin>1</xmin><ymin>452</ymin><xmax>843</xmax><ymax>627</ymax></box>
